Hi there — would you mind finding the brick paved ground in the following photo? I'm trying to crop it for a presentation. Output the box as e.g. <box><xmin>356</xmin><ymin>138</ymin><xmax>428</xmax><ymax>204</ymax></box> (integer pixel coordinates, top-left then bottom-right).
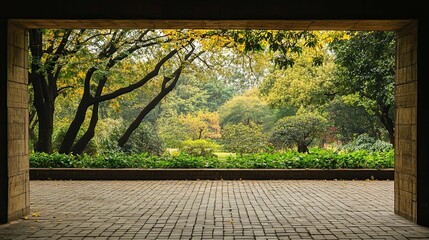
<box><xmin>1</xmin><ymin>180</ymin><xmax>429</xmax><ymax>239</ymax></box>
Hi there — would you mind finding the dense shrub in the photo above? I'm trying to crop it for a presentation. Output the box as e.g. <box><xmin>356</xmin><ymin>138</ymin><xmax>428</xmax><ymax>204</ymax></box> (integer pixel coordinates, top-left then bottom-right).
<box><xmin>341</xmin><ymin>134</ymin><xmax>393</xmax><ymax>152</ymax></box>
<box><xmin>225</xmin><ymin>148</ymin><xmax>394</xmax><ymax>169</ymax></box>
<box><xmin>270</xmin><ymin>112</ymin><xmax>327</xmax><ymax>153</ymax></box>
<box><xmin>221</xmin><ymin>122</ymin><xmax>267</xmax><ymax>154</ymax></box>
<box><xmin>121</xmin><ymin>123</ymin><xmax>165</xmax><ymax>155</ymax></box>
<box><xmin>30</xmin><ymin>148</ymin><xmax>393</xmax><ymax>169</ymax></box>
<box><xmin>179</xmin><ymin>139</ymin><xmax>220</xmax><ymax>157</ymax></box>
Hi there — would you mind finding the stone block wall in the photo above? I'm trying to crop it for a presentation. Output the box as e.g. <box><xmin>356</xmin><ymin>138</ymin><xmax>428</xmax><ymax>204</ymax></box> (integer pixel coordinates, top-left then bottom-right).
<box><xmin>394</xmin><ymin>21</ymin><xmax>418</xmax><ymax>222</ymax></box>
<box><xmin>6</xmin><ymin>22</ymin><xmax>29</xmax><ymax>222</ymax></box>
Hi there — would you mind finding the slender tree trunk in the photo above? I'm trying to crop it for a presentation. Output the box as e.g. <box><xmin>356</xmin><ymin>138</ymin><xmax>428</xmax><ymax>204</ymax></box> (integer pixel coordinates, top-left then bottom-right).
<box><xmin>117</xmin><ymin>82</ymin><xmax>177</xmax><ymax>147</ymax></box>
<box><xmin>71</xmin><ymin>77</ymin><xmax>107</xmax><ymax>154</ymax></box>
<box><xmin>198</xmin><ymin>128</ymin><xmax>203</xmax><ymax>139</ymax></box>
<box><xmin>29</xmin><ymin>29</ymin><xmax>55</xmax><ymax>153</ymax></box>
<box><xmin>58</xmin><ymin>99</ymin><xmax>91</xmax><ymax>153</ymax></box>
<box><xmin>28</xmin><ymin>112</ymin><xmax>38</xmax><ymax>149</ymax></box>
<box><xmin>118</xmin><ymin>71</ymin><xmax>183</xmax><ymax>147</ymax></box>
<box><xmin>71</xmin><ymin>103</ymin><xmax>100</xmax><ymax>154</ymax></box>
<box><xmin>58</xmin><ymin>66</ymin><xmax>98</xmax><ymax>154</ymax></box>
<box><xmin>29</xmin><ymin>29</ymin><xmax>72</xmax><ymax>152</ymax></box>
<box><xmin>379</xmin><ymin>105</ymin><xmax>395</xmax><ymax>147</ymax></box>
<box><xmin>117</xmin><ymin>47</ymin><xmax>197</xmax><ymax>147</ymax></box>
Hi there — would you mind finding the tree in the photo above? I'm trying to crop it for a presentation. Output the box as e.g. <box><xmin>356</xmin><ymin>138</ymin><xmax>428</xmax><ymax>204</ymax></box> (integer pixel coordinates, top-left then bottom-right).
<box><xmin>259</xmin><ymin>48</ymin><xmax>336</xmax><ymax>108</ymax></box>
<box><xmin>59</xmin><ymin>29</ymin><xmax>184</xmax><ymax>154</ymax></box>
<box><xmin>116</xmin><ymin>45</ymin><xmax>202</xmax><ymax>147</ymax></box>
<box><xmin>30</xmin><ymin>29</ymin><xmax>324</xmax><ymax>154</ymax></box>
<box><xmin>162</xmin><ymin>83</ymin><xmax>210</xmax><ymax>115</ymax></box>
<box><xmin>329</xmin><ymin>31</ymin><xmax>395</xmax><ymax>145</ymax></box>
<box><xmin>227</xmin><ymin>30</ymin><xmax>322</xmax><ymax>69</ymax></box>
<box><xmin>157</xmin><ymin>110</ymin><xmax>220</xmax><ymax>148</ymax></box>
<box><xmin>270</xmin><ymin>113</ymin><xmax>327</xmax><ymax>153</ymax></box>
<box><xmin>219</xmin><ymin>90</ymin><xmax>277</xmax><ymax>131</ymax></box>
<box><xmin>157</xmin><ymin>110</ymin><xmax>191</xmax><ymax>148</ymax></box>
<box><xmin>29</xmin><ymin>29</ymin><xmax>82</xmax><ymax>153</ymax></box>
<box><xmin>325</xmin><ymin>97</ymin><xmax>386</xmax><ymax>143</ymax></box>
<box><xmin>181</xmin><ymin>111</ymin><xmax>221</xmax><ymax>140</ymax></box>
<box><xmin>221</xmin><ymin>122</ymin><xmax>267</xmax><ymax>154</ymax></box>
<box><xmin>161</xmin><ymin>77</ymin><xmax>235</xmax><ymax>115</ymax></box>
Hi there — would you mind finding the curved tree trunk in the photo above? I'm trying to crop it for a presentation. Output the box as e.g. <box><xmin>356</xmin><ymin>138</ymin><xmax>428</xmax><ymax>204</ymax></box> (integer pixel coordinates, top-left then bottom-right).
<box><xmin>58</xmin><ymin>100</ymin><xmax>91</xmax><ymax>154</ymax></box>
<box><xmin>71</xmin><ymin>103</ymin><xmax>100</xmax><ymax>155</ymax></box>
<box><xmin>59</xmin><ymin>49</ymin><xmax>179</xmax><ymax>154</ymax></box>
<box><xmin>117</xmin><ymin>47</ymin><xmax>197</xmax><ymax>147</ymax></box>
<box><xmin>117</xmin><ymin>75</ymin><xmax>180</xmax><ymax>147</ymax></box>
<box><xmin>379</xmin><ymin>105</ymin><xmax>395</xmax><ymax>147</ymax></box>
<box><xmin>58</xmin><ymin>67</ymin><xmax>97</xmax><ymax>154</ymax></box>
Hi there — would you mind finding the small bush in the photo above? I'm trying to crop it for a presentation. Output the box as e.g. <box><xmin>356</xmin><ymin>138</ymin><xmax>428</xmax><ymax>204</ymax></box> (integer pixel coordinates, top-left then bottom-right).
<box><xmin>30</xmin><ymin>152</ymin><xmax>78</xmax><ymax>168</ymax></box>
<box><xmin>221</xmin><ymin>122</ymin><xmax>267</xmax><ymax>154</ymax></box>
<box><xmin>179</xmin><ymin>139</ymin><xmax>220</xmax><ymax>157</ymax></box>
<box><xmin>341</xmin><ymin>134</ymin><xmax>393</xmax><ymax>152</ymax></box>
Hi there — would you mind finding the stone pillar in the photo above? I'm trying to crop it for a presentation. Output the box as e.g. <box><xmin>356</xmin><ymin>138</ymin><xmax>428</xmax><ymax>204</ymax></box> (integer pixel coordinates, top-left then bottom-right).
<box><xmin>394</xmin><ymin>21</ymin><xmax>418</xmax><ymax>222</ymax></box>
<box><xmin>1</xmin><ymin>21</ymin><xmax>30</xmax><ymax>223</ymax></box>
<box><xmin>0</xmin><ymin>19</ymin><xmax>8</xmax><ymax>224</ymax></box>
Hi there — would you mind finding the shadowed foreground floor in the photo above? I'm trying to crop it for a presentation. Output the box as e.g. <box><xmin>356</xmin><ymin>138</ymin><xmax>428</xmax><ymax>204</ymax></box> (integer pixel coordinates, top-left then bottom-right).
<box><xmin>1</xmin><ymin>180</ymin><xmax>429</xmax><ymax>239</ymax></box>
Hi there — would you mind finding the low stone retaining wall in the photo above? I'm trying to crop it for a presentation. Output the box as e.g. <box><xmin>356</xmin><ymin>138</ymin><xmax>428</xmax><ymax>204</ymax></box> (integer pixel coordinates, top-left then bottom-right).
<box><xmin>30</xmin><ymin>168</ymin><xmax>394</xmax><ymax>180</ymax></box>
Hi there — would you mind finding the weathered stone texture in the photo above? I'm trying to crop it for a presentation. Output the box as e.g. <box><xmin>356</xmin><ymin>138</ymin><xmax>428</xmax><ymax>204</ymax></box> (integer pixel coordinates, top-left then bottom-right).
<box><xmin>6</xmin><ymin>22</ymin><xmax>29</xmax><ymax>222</ymax></box>
<box><xmin>394</xmin><ymin>21</ymin><xmax>418</xmax><ymax>223</ymax></box>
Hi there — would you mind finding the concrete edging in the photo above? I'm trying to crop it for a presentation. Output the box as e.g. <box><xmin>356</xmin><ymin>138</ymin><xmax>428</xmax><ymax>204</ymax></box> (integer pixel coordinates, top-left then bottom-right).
<box><xmin>30</xmin><ymin>168</ymin><xmax>394</xmax><ymax>180</ymax></box>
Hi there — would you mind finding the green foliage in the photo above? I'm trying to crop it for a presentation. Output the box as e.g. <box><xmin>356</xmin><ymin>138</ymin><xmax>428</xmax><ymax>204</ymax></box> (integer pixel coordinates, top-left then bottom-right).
<box><xmin>30</xmin><ymin>152</ymin><xmax>79</xmax><ymax>168</ymax></box>
<box><xmin>180</xmin><ymin>111</ymin><xmax>221</xmax><ymax>140</ymax></box>
<box><xmin>162</xmin><ymin>83</ymin><xmax>211</xmax><ymax>115</ymax></box>
<box><xmin>329</xmin><ymin>31</ymin><xmax>395</xmax><ymax>143</ymax></box>
<box><xmin>260</xmin><ymin>48</ymin><xmax>336</xmax><ymax>108</ymax></box>
<box><xmin>121</xmin><ymin>122</ymin><xmax>165</xmax><ymax>156</ymax></box>
<box><xmin>341</xmin><ymin>134</ymin><xmax>393</xmax><ymax>152</ymax></box>
<box><xmin>219</xmin><ymin>90</ymin><xmax>277</xmax><ymax>131</ymax></box>
<box><xmin>200</xmin><ymin>79</ymin><xmax>236</xmax><ymax>112</ymax></box>
<box><xmin>330</xmin><ymin>31</ymin><xmax>395</xmax><ymax>107</ymax></box>
<box><xmin>270</xmin><ymin>113</ymin><xmax>327</xmax><ymax>152</ymax></box>
<box><xmin>179</xmin><ymin>139</ymin><xmax>220</xmax><ymax>157</ymax></box>
<box><xmin>325</xmin><ymin>98</ymin><xmax>386</xmax><ymax>143</ymax></box>
<box><xmin>30</xmin><ymin>148</ymin><xmax>394</xmax><ymax>169</ymax></box>
<box><xmin>229</xmin><ymin>30</ymin><xmax>322</xmax><ymax>69</ymax></box>
<box><xmin>221</xmin><ymin>122</ymin><xmax>267</xmax><ymax>154</ymax></box>
<box><xmin>30</xmin><ymin>152</ymin><xmax>220</xmax><ymax>169</ymax></box>
<box><xmin>225</xmin><ymin>148</ymin><xmax>393</xmax><ymax>169</ymax></box>
<box><xmin>158</xmin><ymin>110</ymin><xmax>221</xmax><ymax>148</ymax></box>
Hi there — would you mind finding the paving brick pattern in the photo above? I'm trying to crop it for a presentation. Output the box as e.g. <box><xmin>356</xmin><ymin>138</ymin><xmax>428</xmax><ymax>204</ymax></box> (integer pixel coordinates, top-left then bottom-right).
<box><xmin>1</xmin><ymin>180</ymin><xmax>429</xmax><ymax>239</ymax></box>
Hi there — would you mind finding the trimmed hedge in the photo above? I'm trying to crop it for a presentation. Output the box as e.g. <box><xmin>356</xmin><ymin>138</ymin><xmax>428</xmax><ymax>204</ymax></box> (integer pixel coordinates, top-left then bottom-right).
<box><xmin>30</xmin><ymin>149</ymin><xmax>394</xmax><ymax>169</ymax></box>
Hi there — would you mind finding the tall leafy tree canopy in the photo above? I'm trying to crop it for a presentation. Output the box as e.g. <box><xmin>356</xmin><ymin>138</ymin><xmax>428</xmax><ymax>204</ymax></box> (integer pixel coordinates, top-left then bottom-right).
<box><xmin>329</xmin><ymin>31</ymin><xmax>395</xmax><ymax>145</ymax></box>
